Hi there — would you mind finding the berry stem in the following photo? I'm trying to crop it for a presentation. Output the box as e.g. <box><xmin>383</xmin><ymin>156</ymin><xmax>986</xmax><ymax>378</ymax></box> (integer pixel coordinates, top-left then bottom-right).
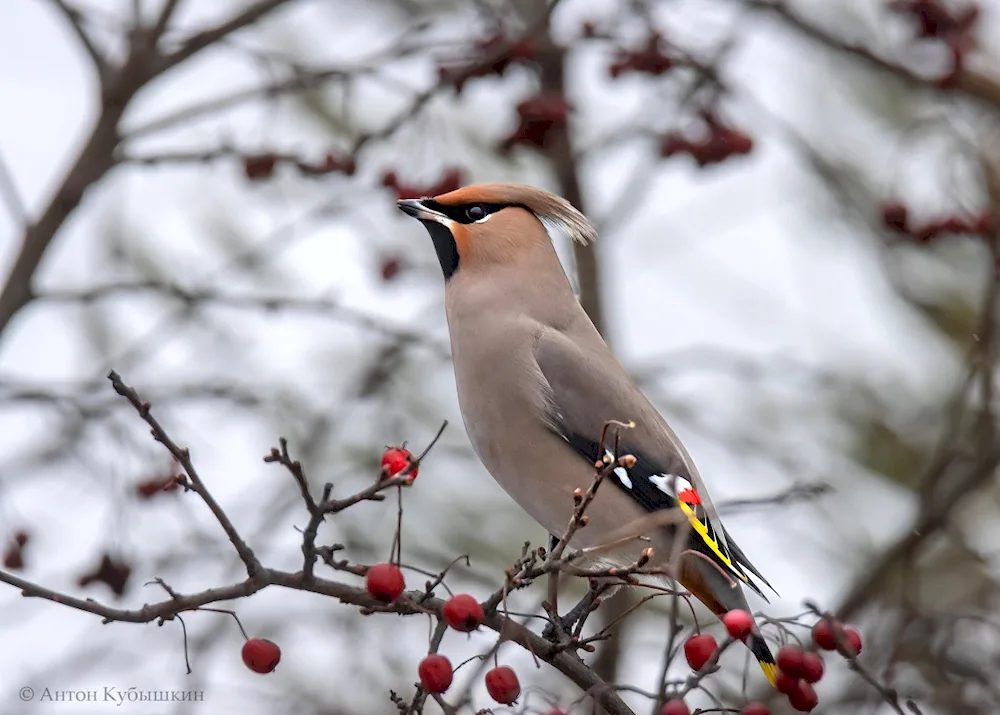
<box><xmin>199</xmin><ymin>607</ymin><xmax>250</xmax><ymax>640</ymax></box>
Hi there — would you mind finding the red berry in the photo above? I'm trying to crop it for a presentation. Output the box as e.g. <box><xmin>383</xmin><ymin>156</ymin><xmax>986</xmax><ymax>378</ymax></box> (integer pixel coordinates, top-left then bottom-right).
<box><xmin>660</xmin><ymin>700</ymin><xmax>690</xmax><ymax>715</ymax></box>
<box><xmin>842</xmin><ymin>627</ymin><xmax>862</xmax><ymax>656</ymax></box>
<box><xmin>242</xmin><ymin>638</ymin><xmax>281</xmax><ymax>674</ymax></box>
<box><xmin>881</xmin><ymin>202</ymin><xmax>909</xmax><ymax>232</ymax></box>
<box><xmin>683</xmin><ymin>633</ymin><xmax>718</xmax><ymax>671</ymax></box>
<box><xmin>381</xmin><ymin>446</ymin><xmax>415</xmax><ymax>479</ymax></box>
<box><xmin>775</xmin><ymin>671</ymin><xmax>800</xmax><ymax>695</ymax></box>
<box><xmin>801</xmin><ymin>652</ymin><xmax>824</xmax><ymax>683</ymax></box>
<box><xmin>788</xmin><ymin>680</ymin><xmax>818</xmax><ymax>712</ymax></box>
<box><xmin>485</xmin><ymin>666</ymin><xmax>521</xmax><ymax>704</ymax></box>
<box><xmin>776</xmin><ymin>644</ymin><xmax>804</xmax><ymax>677</ymax></box>
<box><xmin>418</xmin><ymin>654</ymin><xmax>453</xmax><ymax>693</ymax></box>
<box><xmin>741</xmin><ymin>704</ymin><xmax>770</xmax><ymax>715</ymax></box>
<box><xmin>723</xmin><ymin>609</ymin><xmax>754</xmax><ymax>640</ymax></box>
<box><xmin>811</xmin><ymin>618</ymin><xmax>837</xmax><ymax>650</ymax></box>
<box><xmin>365</xmin><ymin>562</ymin><xmax>405</xmax><ymax>603</ymax></box>
<box><xmin>442</xmin><ymin>594</ymin><xmax>484</xmax><ymax>632</ymax></box>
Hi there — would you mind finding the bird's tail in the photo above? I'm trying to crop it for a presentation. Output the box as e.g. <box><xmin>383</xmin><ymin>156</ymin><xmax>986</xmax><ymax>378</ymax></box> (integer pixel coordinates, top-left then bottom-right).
<box><xmin>748</xmin><ymin>633</ymin><xmax>778</xmax><ymax>687</ymax></box>
<box><xmin>679</xmin><ymin>551</ymin><xmax>778</xmax><ymax>688</ymax></box>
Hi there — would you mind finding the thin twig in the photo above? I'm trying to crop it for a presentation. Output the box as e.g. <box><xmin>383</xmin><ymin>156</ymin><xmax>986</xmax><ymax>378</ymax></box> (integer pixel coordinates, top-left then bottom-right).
<box><xmin>107</xmin><ymin>369</ymin><xmax>263</xmax><ymax>577</ymax></box>
<box><xmin>47</xmin><ymin>0</ymin><xmax>107</xmax><ymax>74</ymax></box>
<box><xmin>151</xmin><ymin>0</ymin><xmax>183</xmax><ymax>40</ymax></box>
<box><xmin>0</xmin><ymin>146</ymin><xmax>26</xmax><ymax>226</ymax></box>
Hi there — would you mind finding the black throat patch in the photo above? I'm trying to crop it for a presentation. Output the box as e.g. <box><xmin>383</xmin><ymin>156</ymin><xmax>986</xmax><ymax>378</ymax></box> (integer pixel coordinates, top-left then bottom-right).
<box><xmin>423</xmin><ymin>221</ymin><xmax>459</xmax><ymax>280</ymax></box>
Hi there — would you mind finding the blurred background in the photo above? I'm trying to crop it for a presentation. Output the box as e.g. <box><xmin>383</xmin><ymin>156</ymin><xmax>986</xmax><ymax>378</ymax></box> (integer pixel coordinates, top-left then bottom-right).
<box><xmin>1</xmin><ymin>0</ymin><xmax>999</xmax><ymax>713</ymax></box>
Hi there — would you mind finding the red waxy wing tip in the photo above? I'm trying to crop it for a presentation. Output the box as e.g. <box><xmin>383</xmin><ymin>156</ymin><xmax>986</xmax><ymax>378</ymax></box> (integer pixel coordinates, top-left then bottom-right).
<box><xmin>678</xmin><ymin>487</ymin><xmax>701</xmax><ymax>505</ymax></box>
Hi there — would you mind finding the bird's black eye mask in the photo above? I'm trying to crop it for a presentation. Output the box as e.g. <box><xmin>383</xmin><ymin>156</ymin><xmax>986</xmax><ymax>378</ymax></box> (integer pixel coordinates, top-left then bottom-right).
<box><xmin>421</xmin><ymin>200</ymin><xmax>513</xmax><ymax>224</ymax></box>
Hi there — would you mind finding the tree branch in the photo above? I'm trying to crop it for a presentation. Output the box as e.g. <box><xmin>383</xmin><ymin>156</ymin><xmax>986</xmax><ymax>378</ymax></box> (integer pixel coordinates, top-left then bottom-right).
<box><xmin>159</xmin><ymin>0</ymin><xmax>297</xmax><ymax>72</ymax></box>
<box><xmin>151</xmin><ymin>0</ymin><xmax>184</xmax><ymax>40</ymax></box>
<box><xmin>34</xmin><ymin>281</ymin><xmax>451</xmax><ymax>358</ymax></box>
<box><xmin>0</xmin><ymin>145</ymin><xmax>27</xmax><ymax>227</ymax></box>
<box><xmin>740</xmin><ymin>0</ymin><xmax>1000</xmax><ymax>112</ymax></box>
<box><xmin>46</xmin><ymin>0</ymin><xmax>108</xmax><ymax>76</ymax></box>
<box><xmin>107</xmin><ymin>370</ymin><xmax>263</xmax><ymax>577</ymax></box>
<box><xmin>0</xmin><ymin>104</ymin><xmax>124</xmax><ymax>342</ymax></box>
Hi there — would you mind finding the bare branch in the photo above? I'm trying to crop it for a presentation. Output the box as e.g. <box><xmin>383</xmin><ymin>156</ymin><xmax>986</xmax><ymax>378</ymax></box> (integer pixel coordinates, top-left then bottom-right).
<box><xmin>107</xmin><ymin>369</ymin><xmax>263</xmax><ymax>577</ymax></box>
<box><xmin>0</xmin><ymin>563</ymin><xmax>635</xmax><ymax>715</ymax></box>
<box><xmin>46</xmin><ymin>0</ymin><xmax>107</xmax><ymax>75</ymax></box>
<box><xmin>0</xmin><ymin>145</ymin><xmax>27</xmax><ymax>226</ymax></box>
<box><xmin>159</xmin><ymin>0</ymin><xmax>297</xmax><ymax>72</ymax></box>
<box><xmin>838</xmin><ymin>442</ymin><xmax>1000</xmax><ymax>620</ymax></box>
<box><xmin>717</xmin><ymin>482</ymin><xmax>834</xmax><ymax>515</ymax></box>
<box><xmin>151</xmin><ymin>0</ymin><xmax>184</xmax><ymax>40</ymax></box>
<box><xmin>34</xmin><ymin>281</ymin><xmax>451</xmax><ymax>358</ymax></box>
<box><xmin>739</xmin><ymin>0</ymin><xmax>1000</xmax><ymax>113</ymax></box>
<box><xmin>0</xmin><ymin>104</ymin><xmax>122</xmax><ymax>343</ymax></box>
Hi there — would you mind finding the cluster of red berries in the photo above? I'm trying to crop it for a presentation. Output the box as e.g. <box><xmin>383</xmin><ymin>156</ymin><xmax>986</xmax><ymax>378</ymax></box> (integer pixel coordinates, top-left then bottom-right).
<box><xmin>886</xmin><ymin>1</ymin><xmax>980</xmax><ymax>88</ymax></box>
<box><xmin>437</xmin><ymin>35</ymin><xmax>537</xmax><ymax>93</ymax></box>
<box><xmin>671</xmin><ymin>611</ymin><xmax>863</xmax><ymax>714</ymax></box>
<box><xmin>608</xmin><ymin>34</ymin><xmax>674</xmax><ymax>78</ymax></box>
<box><xmin>419</xmin><ymin>657</ymin><xmax>520</xmax><ymax>704</ymax></box>
<box><xmin>660</xmin><ymin>112</ymin><xmax>753</xmax><ymax>167</ymax></box>
<box><xmin>773</xmin><ymin>645</ymin><xmax>823</xmax><ymax>712</ymax></box>
<box><xmin>243</xmin><ymin>151</ymin><xmax>356</xmax><ymax>182</ymax></box>
<box><xmin>2</xmin><ymin>530</ymin><xmax>29</xmax><ymax>570</ymax></box>
<box><xmin>500</xmin><ymin>92</ymin><xmax>574</xmax><ymax>153</ymax></box>
<box><xmin>417</xmin><ymin>594</ymin><xmax>513</xmax><ymax>701</ymax></box>
<box><xmin>881</xmin><ymin>201</ymin><xmax>997</xmax><ymax>243</ymax></box>
<box><xmin>381</xmin><ymin>169</ymin><xmax>463</xmax><ymax>201</ymax></box>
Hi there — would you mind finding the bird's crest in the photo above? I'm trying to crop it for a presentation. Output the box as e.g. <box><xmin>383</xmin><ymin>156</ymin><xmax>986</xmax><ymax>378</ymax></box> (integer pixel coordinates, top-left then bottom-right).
<box><xmin>431</xmin><ymin>182</ymin><xmax>598</xmax><ymax>245</ymax></box>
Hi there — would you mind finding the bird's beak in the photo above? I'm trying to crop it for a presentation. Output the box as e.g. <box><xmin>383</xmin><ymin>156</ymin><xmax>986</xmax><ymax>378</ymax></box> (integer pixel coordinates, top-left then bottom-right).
<box><xmin>396</xmin><ymin>198</ymin><xmax>448</xmax><ymax>223</ymax></box>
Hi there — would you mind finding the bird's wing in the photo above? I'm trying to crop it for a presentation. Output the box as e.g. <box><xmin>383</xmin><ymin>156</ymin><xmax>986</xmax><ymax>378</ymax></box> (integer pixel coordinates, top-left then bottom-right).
<box><xmin>532</xmin><ymin>327</ymin><xmax>775</xmax><ymax>600</ymax></box>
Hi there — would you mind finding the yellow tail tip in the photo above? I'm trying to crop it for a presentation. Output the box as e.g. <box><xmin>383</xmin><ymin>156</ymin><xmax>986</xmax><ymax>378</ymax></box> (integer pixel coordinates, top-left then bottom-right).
<box><xmin>759</xmin><ymin>661</ymin><xmax>778</xmax><ymax>687</ymax></box>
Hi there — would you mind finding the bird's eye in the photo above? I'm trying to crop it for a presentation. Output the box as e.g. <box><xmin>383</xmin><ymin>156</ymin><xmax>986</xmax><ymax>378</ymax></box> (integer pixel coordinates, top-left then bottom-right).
<box><xmin>465</xmin><ymin>205</ymin><xmax>486</xmax><ymax>221</ymax></box>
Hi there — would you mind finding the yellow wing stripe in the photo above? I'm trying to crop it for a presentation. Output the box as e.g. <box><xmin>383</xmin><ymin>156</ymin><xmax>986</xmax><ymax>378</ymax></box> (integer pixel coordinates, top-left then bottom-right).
<box><xmin>677</xmin><ymin>501</ymin><xmax>749</xmax><ymax>585</ymax></box>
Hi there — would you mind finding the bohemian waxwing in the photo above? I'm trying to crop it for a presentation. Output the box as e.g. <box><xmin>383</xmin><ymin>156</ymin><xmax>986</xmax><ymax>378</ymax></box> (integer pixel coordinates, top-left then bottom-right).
<box><xmin>397</xmin><ymin>182</ymin><xmax>778</xmax><ymax>686</ymax></box>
